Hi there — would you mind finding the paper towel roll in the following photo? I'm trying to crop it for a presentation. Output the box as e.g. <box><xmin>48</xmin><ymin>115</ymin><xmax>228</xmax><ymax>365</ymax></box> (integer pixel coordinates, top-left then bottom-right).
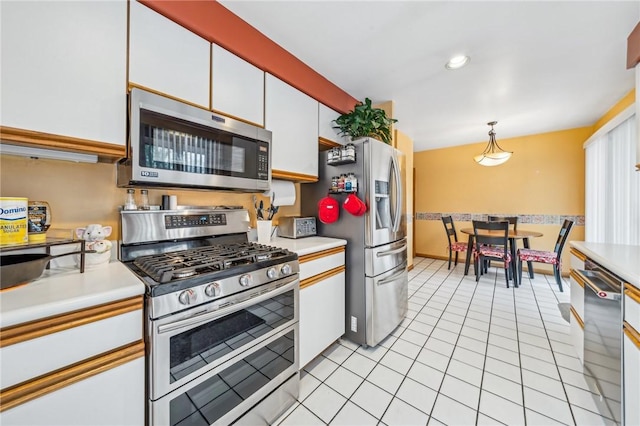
<box><xmin>263</xmin><ymin>180</ymin><xmax>296</xmax><ymax>206</ymax></box>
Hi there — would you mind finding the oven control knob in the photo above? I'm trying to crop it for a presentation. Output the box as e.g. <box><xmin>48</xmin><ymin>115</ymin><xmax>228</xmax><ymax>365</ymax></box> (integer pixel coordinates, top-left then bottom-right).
<box><xmin>204</xmin><ymin>283</ymin><xmax>221</xmax><ymax>298</ymax></box>
<box><xmin>267</xmin><ymin>267</ymin><xmax>278</xmax><ymax>279</ymax></box>
<box><xmin>178</xmin><ymin>289</ymin><xmax>197</xmax><ymax>305</ymax></box>
<box><xmin>281</xmin><ymin>264</ymin><xmax>292</xmax><ymax>275</ymax></box>
<box><xmin>239</xmin><ymin>274</ymin><xmax>252</xmax><ymax>287</ymax></box>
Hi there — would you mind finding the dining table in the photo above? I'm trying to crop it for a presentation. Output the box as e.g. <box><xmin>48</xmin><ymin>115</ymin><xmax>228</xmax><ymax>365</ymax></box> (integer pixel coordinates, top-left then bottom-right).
<box><xmin>460</xmin><ymin>227</ymin><xmax>543</xmax><ymax>287</ymax></box>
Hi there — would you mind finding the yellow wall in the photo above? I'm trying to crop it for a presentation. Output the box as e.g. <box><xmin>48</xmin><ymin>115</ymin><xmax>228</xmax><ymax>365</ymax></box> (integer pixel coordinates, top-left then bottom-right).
<box><xmin>414</xmin><ymin>127</ymin><xmax>591</xmax><ymax>274</ymax></box>
<box><xmin>0</xmin><ymin>155</ymin><xmax>300</xmax><ymax>241</ymax></box>
<box><xmin>592</xmin><ymin>89</ymin><xmax>635</xmax><ymax>133</ymax></box>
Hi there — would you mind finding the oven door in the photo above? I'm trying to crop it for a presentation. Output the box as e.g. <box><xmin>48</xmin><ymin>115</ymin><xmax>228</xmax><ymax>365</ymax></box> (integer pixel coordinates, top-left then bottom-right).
<box><xmin>149</xmin><ymin>275</ymin><xmax>298</xmax><ymax>400</ymax></box>
<box><xmin>150</xmin><ymin>324</ymin><xmax>299</xmax><ymax>426</ymax></box>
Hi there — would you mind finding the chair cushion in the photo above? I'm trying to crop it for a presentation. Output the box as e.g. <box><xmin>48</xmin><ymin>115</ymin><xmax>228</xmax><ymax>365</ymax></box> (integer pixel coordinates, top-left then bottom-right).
<box><xmin>450</xmin><ymin>242</ymin><xmax>468</xmax><ymax>252</ymax></box>
<box><xmin>518</xmin><ymin>249</ymin><xmax>558</xmax><ymax>264</ymax></box>
<box><xmin>477</xmin><ymin>246</ymin><xmax>511</xmax><ymax>262</ymax></box>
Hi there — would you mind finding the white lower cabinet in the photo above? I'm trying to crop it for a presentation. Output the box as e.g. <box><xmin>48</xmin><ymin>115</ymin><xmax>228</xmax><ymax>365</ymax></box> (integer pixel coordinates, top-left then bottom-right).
<box><xmin>296</xmin><ymin>245</ymin><xmax>346</xmax><ymax>368</ymax></box>
<box><xmin>0</xmin><ymin>297</ymin><xmax>144</xmax><ymax>425</ymax></box>
<box><xmin>624</xmin><ymin>284</ymin><xmax>640</xmax><ymax>426</ymax></box>
<box><xmin>623</xmin><ymin>328</ymin><xmax>640</xmax><ymax>426</ymax></box>
<box><xmin>0</xmin><ymin>357</ymin><xmax>144</xmax><ymax>426</ymax></box>
<box><xmin>300</xmin><ymin>271</ymin><xmax>346</xmax><ymax>368</ymax></box>
<box><xmin>569</xmin><ymin>249</ymin><xmax>586</xmax><ymax>364</ymax></box>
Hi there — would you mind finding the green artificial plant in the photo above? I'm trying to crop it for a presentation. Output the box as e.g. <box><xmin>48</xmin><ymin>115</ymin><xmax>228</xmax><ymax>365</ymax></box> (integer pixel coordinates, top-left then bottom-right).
<box><xmin>333</xmin><ymin>98</ymin><xmax>398</xmax><ymax>145</ymax></box>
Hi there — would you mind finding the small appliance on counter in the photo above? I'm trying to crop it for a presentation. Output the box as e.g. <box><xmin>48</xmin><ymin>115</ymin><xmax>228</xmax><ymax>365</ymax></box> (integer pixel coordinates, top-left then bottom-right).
<box><xmin>278</xmin><ymin>216</ymin><xmax>317</xmax><ymax>239</ymax></box>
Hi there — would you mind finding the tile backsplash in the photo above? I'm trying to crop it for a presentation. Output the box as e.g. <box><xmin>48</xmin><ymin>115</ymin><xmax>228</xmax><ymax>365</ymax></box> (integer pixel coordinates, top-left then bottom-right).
<box><xmin>416</xmin><ymin>212</ymin><xmax>584</xmax><ymax>226</ymax></box>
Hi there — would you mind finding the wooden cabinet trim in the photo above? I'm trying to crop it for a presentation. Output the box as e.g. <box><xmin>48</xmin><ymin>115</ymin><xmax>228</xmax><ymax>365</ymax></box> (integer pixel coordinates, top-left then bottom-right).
<box><xmin>271</xmin><ymin>169</ymin><xmax>317</xmax><ymax>183</ymax></box>
<box><xmin>0</xmin><ymin>296</ymin><xmax>143</xmax><ymax>348</ymax></box>
<box><xmin>299</xmin><ymin>246</ymin><xmax>345</xmax><ymax>264</ymax></box>
<box><xmin>210</xmin><ymin>108</ymin><xmax>264</xmax><ymax>128</ymax></box>
<box><xmin>570</xmin><ymin>306</ymin><xmax>584</xmax><ymax>329</ymax></box>
<box><xmin>625</xmin><ymin>283</ymin><xmax>640</xmax><ymax>303</ymax></box>
<box><xmin>300</xmin><ymin>265</ymin><xmax>345</xmax><ymax>290</ymax></box>
<box><xmin>569</xmin><ymin>248</ymin><xmax>587</xmax><ymax>262</ymax></box>
<box><xmin>624</xmin><ymin>321</ymin><xmax>640</xmax><ymax>349</ymax></box>
<box><xmin>0</xmin><ymin>126</ymin><xmax>125</xmax><ymax>162</ymax></box>
<box><xmin>318</xmin><ymin>137</ymin><xmax>341</xmax><ymax>150</ymax></box>
<box><xmin>0</xmin><ymin>340</ymin><xmax>144</xmax><ymax>412</ymax></box>
<box><xmin>569</xmin><ymin>269</ymin><xmax>586</xmax><ymax>288</ymax></box>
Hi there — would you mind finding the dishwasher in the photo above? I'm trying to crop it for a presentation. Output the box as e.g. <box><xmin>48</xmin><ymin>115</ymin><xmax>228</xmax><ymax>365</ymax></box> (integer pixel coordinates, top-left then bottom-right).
<box><xmin>579</xmin><ymin>259</ymin><xmax>623</xmax><ymax>425</ymax></box>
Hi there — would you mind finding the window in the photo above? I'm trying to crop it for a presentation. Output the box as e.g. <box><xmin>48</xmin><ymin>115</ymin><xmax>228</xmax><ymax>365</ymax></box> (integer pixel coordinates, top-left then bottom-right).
<box><xmin>585</xmin><ymin>114</ymin><xmax>639</xmax><ymax>244</ymax></box>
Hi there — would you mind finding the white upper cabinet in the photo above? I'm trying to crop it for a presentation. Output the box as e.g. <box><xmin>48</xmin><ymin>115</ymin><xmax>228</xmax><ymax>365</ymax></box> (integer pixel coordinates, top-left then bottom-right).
<box><xmin>319</xmin><ymin>103</ymin><xmax>348</xmax><ymax>145</ymax></box>
<box><xmin>0</xmin><ymin>1</ymin><xmax>127</xmax><ymax>146</ymax></box>
<box><xmin>211</xmin><ymin>44</ymin><xmax>264</xmax><ymax>126</ymax></box>
<box><xmin>129</xmin><ymin>1</ymin><xmax>209</xmax><ymax>108</ymax></box>
<box><xmin>265</xmin><ymin>74</ymin><xmax>319</xmax><ymax>178</ymax></box>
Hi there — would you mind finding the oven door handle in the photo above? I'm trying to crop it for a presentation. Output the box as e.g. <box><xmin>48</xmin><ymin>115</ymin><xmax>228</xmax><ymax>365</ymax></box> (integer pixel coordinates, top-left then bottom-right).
<box><xmin>157</xmin><ymin>277</ymin><xmax>298</xmax><ymax>334</ymax></box>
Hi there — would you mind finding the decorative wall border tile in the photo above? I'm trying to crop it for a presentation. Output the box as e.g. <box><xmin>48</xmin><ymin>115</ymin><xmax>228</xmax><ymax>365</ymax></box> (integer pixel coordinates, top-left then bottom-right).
<box><xmin>416</xmin><ymin>212</ymin><xmax>584</xmax><ymax>226</ymax></box>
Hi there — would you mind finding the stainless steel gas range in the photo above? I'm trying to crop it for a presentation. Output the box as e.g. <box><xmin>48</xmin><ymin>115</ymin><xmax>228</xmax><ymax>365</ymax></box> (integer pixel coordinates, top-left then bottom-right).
<box><xmin>119</xmin><ymin>207</ymin><xmax>300</xmax><ymax>426</ymax></box>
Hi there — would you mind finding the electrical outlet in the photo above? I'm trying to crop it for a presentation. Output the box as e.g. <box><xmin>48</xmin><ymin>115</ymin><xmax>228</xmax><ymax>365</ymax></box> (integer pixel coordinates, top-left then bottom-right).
<box><xmin>350</xmin><ymin>316</ymin><xmax>357</xmax><ymax>332</ymax></box>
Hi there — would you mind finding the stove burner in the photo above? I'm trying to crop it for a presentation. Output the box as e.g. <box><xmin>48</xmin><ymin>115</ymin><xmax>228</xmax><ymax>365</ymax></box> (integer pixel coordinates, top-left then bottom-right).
<box><xmin>132</xmin><ymin>242</ymin><xmax>293</xmax><ymax>284</ymax></box>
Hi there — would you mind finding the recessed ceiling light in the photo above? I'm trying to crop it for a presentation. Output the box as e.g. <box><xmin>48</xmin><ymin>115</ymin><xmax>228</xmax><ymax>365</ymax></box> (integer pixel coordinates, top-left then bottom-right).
<box><xmin>445</xmin><ymin>55</ymin><xmax>470</xmax><ymax>70</ymax></box>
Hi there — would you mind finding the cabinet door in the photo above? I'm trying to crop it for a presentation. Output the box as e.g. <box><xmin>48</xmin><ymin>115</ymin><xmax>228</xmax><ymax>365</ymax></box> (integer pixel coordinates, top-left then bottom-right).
<box><xmin>299</xmin><ymin>272</ymin><xmax>346</xmax><ymax>368</ymax></box>
<box><xmin>624</xmin><ymin>326</ymin><xmax>640</xmax><ymax>426</ymax></box>
<box><xmin>129</xmin><ymin>0</ymin><xmax>209</xmax><ymax>108</ymax></box>
<box><xmin>211</xmin><ymin>44</ymin><xmax>264</xmax><ymax>126</ymax></box>
<box><xmin>0</xmin><ymin>1</ymin><xmax>127</xmax><ymax>146</ymax></box>
<box><xmin>319</xmin><ymin>103</ymin><xmax>347</xmax><ymax>145</ymax></box>
<box><xmin>0</xmin><ymin>357</ymin><xmax>144</xmax><ymax>426</ymax></box>
<box><xmin>265</xmin><ymin>74</ymin><xmax>319</xmax><ymax>179</ymax></box>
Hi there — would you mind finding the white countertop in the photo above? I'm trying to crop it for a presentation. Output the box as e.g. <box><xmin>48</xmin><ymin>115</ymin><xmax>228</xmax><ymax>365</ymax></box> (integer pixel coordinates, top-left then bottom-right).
<box><xmin>266</xmin><ymin>236</ymin><xmax>347</xmax><ymax>256</ymax></box>
<box><xmin>570</xmin><ymin>241</ymin><xmax>640</xmax><ymax>286</ymax></box>
<box><xmin>0</xmin><ymin>261</ymin><xmax>145</xmax><ymax>328</ymax></box>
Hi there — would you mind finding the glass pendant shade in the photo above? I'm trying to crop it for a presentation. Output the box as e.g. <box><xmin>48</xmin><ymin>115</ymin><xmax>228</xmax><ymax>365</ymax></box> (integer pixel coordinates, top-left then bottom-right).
<box><xmin>474</xmin><ymin>121</ymin><xmax>512</xmax><ymax>166</ymax></box>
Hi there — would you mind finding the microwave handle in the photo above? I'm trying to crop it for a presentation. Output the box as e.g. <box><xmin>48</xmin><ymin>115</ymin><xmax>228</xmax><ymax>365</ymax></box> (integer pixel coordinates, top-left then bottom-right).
<box><xmin>157</xmin><ymin>277</ymin><xmax>298</xmax><ymax>334</ymax></box>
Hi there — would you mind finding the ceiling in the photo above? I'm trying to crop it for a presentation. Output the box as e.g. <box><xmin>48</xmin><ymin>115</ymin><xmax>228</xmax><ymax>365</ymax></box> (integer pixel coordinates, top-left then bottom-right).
<box><xmin>218</xmin><ymin>1</ymin><xmax>638</xmax><ymax>152</ymax></box>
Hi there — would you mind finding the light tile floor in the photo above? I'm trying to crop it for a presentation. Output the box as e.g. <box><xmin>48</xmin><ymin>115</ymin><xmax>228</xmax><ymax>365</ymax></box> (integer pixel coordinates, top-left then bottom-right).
<box><xmin>274</xmin><ymin>257</ymin><xmax>616</xmax><ymax>426</ymax></box>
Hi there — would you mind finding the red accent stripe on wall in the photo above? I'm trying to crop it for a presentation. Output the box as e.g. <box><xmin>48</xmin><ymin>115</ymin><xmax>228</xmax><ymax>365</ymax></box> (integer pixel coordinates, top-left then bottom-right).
<box><xmin>628</xmin><ymin>21</ymin><xmax>640</xmax><ymax>69</ymax></box>
<box><xmin>139</xmin><ymin>0</ymin><xmax>359</xmax><ymax>114</ymax></box>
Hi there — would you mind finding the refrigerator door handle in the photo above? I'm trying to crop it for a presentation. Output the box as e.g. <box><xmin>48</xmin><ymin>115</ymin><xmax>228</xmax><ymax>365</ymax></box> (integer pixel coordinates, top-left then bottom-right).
<box><xmin>391</xmin><ymin>153</ymin><xmax>403</xmax><ymax>233</ymax></box>
<box><xmin>378</xmin><ymin>268</ymin><xmax>407</xmax><ymax>286</ymax></box>
<box><xmin>376</xmin><ymin>242</ymin><xmax>408</xmax><ymax>257</ymax></box>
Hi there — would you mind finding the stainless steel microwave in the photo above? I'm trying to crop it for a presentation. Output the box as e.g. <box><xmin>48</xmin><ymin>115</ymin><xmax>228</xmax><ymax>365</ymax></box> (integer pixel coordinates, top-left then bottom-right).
<box><xmin>117</xmin><ymin>88</ymin><xmax>271</xmax><ymax>192</ymax></box>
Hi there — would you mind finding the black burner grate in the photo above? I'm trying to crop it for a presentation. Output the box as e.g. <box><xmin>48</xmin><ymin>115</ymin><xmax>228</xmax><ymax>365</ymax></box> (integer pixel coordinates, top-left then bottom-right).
<box><xmin>133</xmin><ymin>242</ymin><xmax>292</xmax><ymax>284</ymax></box>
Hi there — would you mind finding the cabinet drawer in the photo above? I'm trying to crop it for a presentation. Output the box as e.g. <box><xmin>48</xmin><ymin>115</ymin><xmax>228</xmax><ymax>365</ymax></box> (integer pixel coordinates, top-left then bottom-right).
<box><xmin>0</xmin><ymin>354</ymin><xmax>144</xmax><ymax>424</ymax></box>
<box><xmin>299</xmin><ymin>247</ymin><xmax>345</xmax><ymax>282</ymax></box>
<box><xmin>570</xmin><ymin>269</ymin><xmax>585</xmax><ymax>320</ymax></box>
<box><xmin>625</xmin><ymin>284</ymin><xmax>640</xmax><ymax>332</ymax></box>
<box><xmin>569</xmin><ymin>248</ymin><xmax>586</xmax><ymax>270</ymax></box>
<box><xmin>0</xmin><ymin>297</ymin><xmax>142</xmax><ymax>389</ymax></box>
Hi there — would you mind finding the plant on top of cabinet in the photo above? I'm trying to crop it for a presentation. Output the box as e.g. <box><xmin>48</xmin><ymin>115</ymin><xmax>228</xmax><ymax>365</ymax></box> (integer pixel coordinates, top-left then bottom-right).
<box><xmin>333</xmin><ymin>98</ymin><xmax>397</xmax><ymax>145</ymax></box>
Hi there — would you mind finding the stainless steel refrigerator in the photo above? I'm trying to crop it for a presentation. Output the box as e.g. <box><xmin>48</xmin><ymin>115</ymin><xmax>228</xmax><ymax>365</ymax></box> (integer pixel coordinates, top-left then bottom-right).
<box><xmin>301</xmin><ymin>137</ymin><xmax>408</xmax><ymax>347</ymax></box>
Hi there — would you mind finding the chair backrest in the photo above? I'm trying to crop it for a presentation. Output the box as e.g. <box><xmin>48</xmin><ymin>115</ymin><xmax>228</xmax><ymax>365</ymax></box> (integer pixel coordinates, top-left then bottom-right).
<box><xmin>554</xmin><ymin>219</ymin><xmax>574</xmax><ymax>255</ymax></box>
<box><xmin>441</xmin><ymin>215</ymin><xmax>459</xmax><ymax>244</ymax></box>
<box><xmin>488</xmin><ymin>215</ymin><xmax>518</xmax><ymax>231</ymax></box>
<box><xmin>473</xmin><ymin>220</ymin><xmax>509</xmax><ymax>252</ymax></box>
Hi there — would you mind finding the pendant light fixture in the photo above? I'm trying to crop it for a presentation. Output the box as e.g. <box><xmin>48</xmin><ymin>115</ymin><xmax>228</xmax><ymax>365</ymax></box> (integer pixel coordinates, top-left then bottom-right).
<box><xmin>474</xmin><ymin>121</ymin><xmax>512</xmax><ymax>166</ymax></box>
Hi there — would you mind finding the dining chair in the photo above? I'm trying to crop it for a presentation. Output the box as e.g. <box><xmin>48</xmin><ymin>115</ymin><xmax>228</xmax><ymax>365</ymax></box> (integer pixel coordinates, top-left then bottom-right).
<box><xmin>473</xmin><ymin>220</ymin><xmax>514</xmax><ymax>287</ymax></box>
<box><xmin>487</xmin><ymin>215</ymin><xmax>535</xmax><ymax>277</ymax></box>
<box><xmin>517</xmin><ymin>219</ymin><xmax>574</xmax><ymax>292</ymax></box>
<box><xmin>441</xmin><ymin>215</ymin><xmax>468</xmax><ymax>270</ymax></box>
